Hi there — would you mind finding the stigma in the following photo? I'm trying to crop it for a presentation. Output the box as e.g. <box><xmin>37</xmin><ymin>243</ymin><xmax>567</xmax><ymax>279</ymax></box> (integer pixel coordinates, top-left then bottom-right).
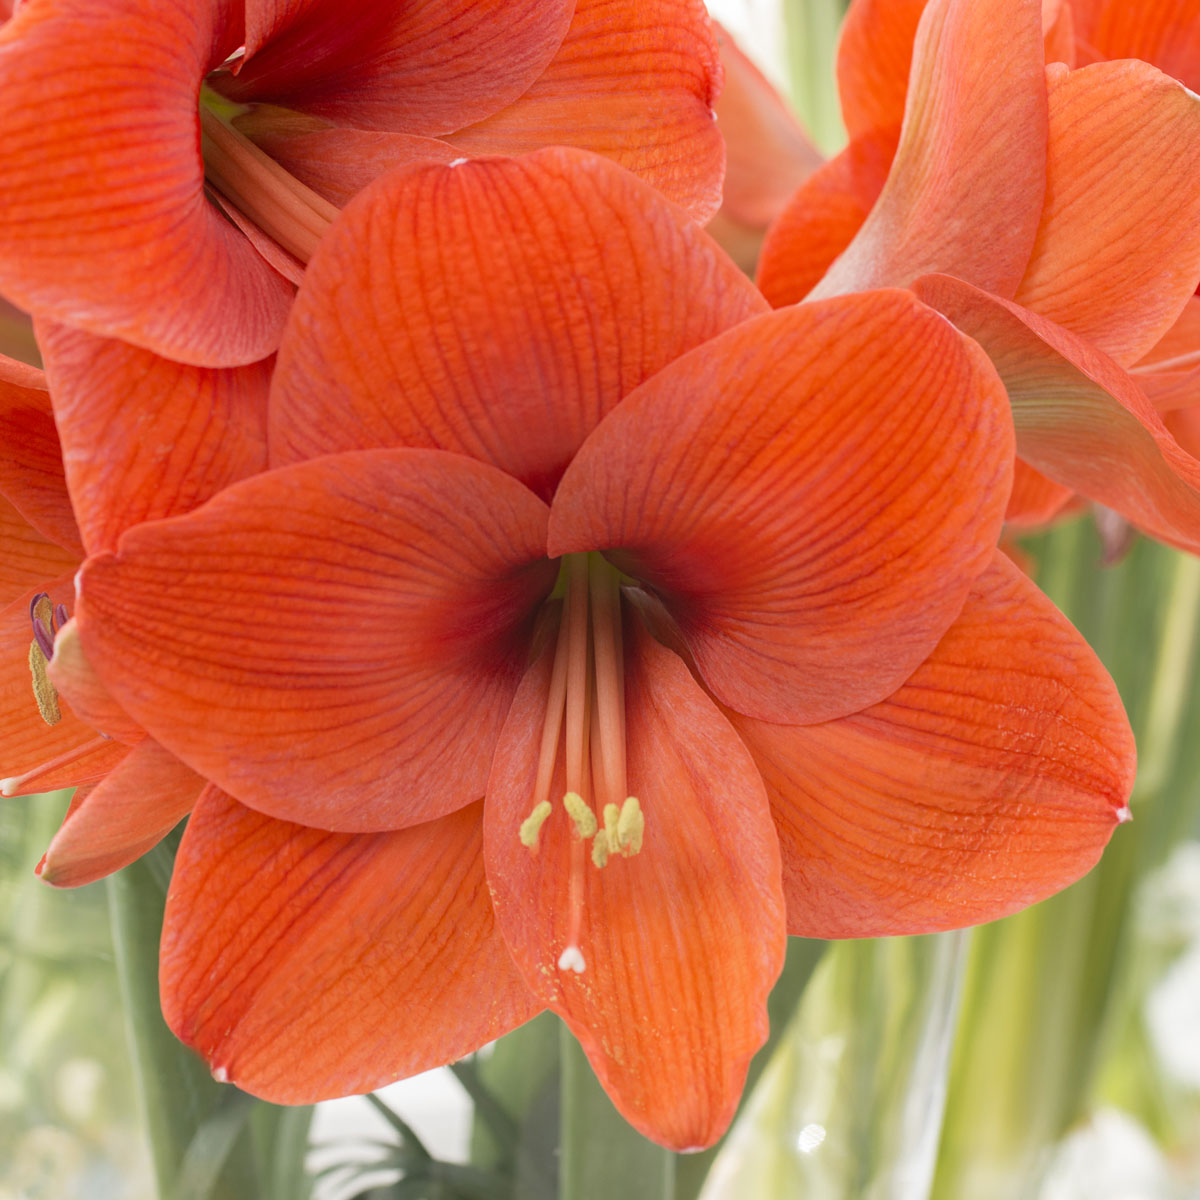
<box><xmin>516</xmin><ymin>553</ymin><xmax>647</xmax><ymax>973</ymax></box>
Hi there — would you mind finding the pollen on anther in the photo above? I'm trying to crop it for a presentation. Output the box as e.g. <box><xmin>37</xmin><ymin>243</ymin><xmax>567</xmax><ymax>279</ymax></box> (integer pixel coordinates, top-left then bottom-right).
<box><xmin>616</xmin><ymin>796</ymin><xmax>643</xmax><ymax>855</ymax></box>
<box><xmin>519</xmin><ymin>800</ymin><xmax>553</xmax><ymax>849</ymax></box>
<box><xmin>28</xmin><ymin>641</ymin><xmax>61</xmax><ymax>726</ymax></box>
<box><xmin>563</xmin><ymin>791</ymin><xmax>597</xmax><ymax>839</ymax></box>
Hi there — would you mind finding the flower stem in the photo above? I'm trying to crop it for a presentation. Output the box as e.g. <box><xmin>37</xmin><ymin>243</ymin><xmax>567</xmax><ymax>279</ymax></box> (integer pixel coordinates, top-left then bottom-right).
<box><xmin>559</xmin><ymin>1025</ymin><xmax>676</xmax><ymax>1200</ymax></box>
<box><xmin>106</xmin><ymin>842</ymin><xmax>261</xmax><ymax>1199</ymax></box>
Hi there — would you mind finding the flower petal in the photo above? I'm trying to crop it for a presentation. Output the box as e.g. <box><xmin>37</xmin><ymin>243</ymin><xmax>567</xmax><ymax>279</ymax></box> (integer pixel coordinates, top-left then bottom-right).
<box><xmin>162</xmin><ymin>788</ymin><xmax>538</xmax><ymax>1103</ymax></box>
<box><xmin>231</xmin><ymin>107</ymin><xmax>460</xmax><ymax>206</ymax></box>
<box><xmin>756</xmin><ymin>125</ymin><xmax>897</xmax><ymax>307</ymax></box>
<box><xmin>47</xmin><ymin>620</ymin><xmax>145</xmax><ymax>744</ymax></box>
<box><xmin>915</xmin><ymin>274</ymin><xmax>1200</xmax><ymax>552</ymax></box>
<box><xmin>38</xmin><ymin>322</ymin><xmax>271</xmax><ymax>555</ymax></box>
<box><xmin>0</xmin><ymin>0</ymin><xmax>293</xmax><ymax>366</ymax></box>
<box><xmin>1006</xmin><ymin>458</ymin><xmax>1076</xmax><ymax>527</ymax></box>
<box><xmin>229</xmin><ymin>0</ymin><xmax>574</xmax><ymax>136</ymax></box>
<box><xmin>711</xmin><ymin>23</ymin><xmax>822</xmax><ymax>231</ymax></box>
<box><xmin>0</xmin><ymin>497</ymin><xmax>78</xmax><ymax>609</ymax></box>
<box><xmin>1070</xmin><ymin>0</ymin><xmax>1200</xmax><ymax>90</ymax></box>
<box><xmin>269</xmin><ymin>148</ymin><xmax>764</xmax><ymax>497</ymax></box>
<box><xmin>811</xmin><ymin>0</ymin><xmax>1047</xmax><ymax>301</ymax></box>
<box><xmin>550</xmin><ymin>290</ymin><xmax>1014</xmax><ymax>724</ymax></box>
<box><xmin>730</xmin><ymin>551</ymin><xmax>1134</xmax><ymax>938</ymax></box>
<box><xmin>1133</xmin><ymin>297</ymin><xmax>1200</xmax><ymax>415</ymax></box>
<box><xmin>77</xmin><ymin>450</ymin><xmax>554</xmax><ymax>832</ymax></box>
<box><xmin>448</xmin><ymin>0</ymin><xmax>725</xmax><ymax>221</ymax></box>
<box><xmin>1013</xmin><ymin>60</ymin><xmax>1200</xmax><ymax>367</ymax></box>
<box><xmin>835</xmin><ymin>0</ymin><xmax>928</xmax><ymax>139</ymax></box>
<box><xmin>38</xmin><ymin>738</ymin><xmax>202</xmax><ymax>887</ymax></box>
<box><xmin>0</xmin><ymin>357</ymin><xmax>82</xmax><ymax>554</ymax></box>
<box><xmin>484</xmin><ymin>618</ymin><xmax>784</xmax><ymax>1150</ymax></box>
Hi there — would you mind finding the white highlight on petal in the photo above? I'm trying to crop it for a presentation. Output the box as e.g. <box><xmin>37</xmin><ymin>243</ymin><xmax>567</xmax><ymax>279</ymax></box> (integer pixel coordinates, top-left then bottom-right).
<box><xmin>557</xmin><ymin>944</ymin><xmax>586</xmax><ymax>974</ymax></box>
<box><xmin>448</xmin><ymin>157</ymin><xmax>468</xmax><ymax>167</ymax></box>
<box><xmin>1116</xmin><ymin>805</ymin><xmax>1133</xmax><ymax>824</ymax></box>
<box><xmin>796</xmin><ymin>1123</ymin><xmax>826</xmax><ymax>1154</ymax></box>
<box><xmin>212</xmin><ymin>1065</ymin><xmax>230</xmax><ymax>1083</ymax></box>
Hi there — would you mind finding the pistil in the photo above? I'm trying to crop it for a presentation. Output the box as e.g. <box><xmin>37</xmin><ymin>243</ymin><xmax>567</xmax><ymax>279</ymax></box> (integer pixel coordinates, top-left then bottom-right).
<box><xmin>516</xmin><ymin>554</ymin><xmax>646</xmax><ymax>975</ymax></box>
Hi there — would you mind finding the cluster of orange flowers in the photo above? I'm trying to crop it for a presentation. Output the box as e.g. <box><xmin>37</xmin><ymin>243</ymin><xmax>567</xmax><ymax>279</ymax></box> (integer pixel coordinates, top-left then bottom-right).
<box><xmin>0</xmin><ymin>0</ymin><xmax>1195</xmax><ymax>1149</ymax></box>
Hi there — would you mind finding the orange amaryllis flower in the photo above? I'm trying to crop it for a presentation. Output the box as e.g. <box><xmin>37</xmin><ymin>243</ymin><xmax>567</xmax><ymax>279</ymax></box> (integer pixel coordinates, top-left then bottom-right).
<box><xmin>68</xmin><ymin>150</ymin><xmax>1132</xmax><ymax>1148</ymax></box>
<box><xmin>0</xmin><ymin>333</ymin><xmax>271</xmax><ymax>884</ymax></box>
<box><xmin>759</xmin><ymin>0</ymin><xmax>1200</xmax><ymax>549</ymax></box>
<box><xmin>0</xmin><ymin>0</ymin><xmax>722</xmax><ymax>367</ymax></box>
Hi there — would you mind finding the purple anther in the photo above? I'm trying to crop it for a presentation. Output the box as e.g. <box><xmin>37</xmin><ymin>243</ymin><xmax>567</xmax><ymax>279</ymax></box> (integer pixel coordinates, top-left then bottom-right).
<box><xmin>28</xmin><ymin>592</ymin><xmax>49</xmax><ymax>622</ymax></box>
<box><xmin>32</xmin><ymin>617</ymin><xmax>55</xmax><ymax>661</ymax></box>
<box><xmin>53</xmin><ymin>604</ymin><xmax>69</xmax><ymax>633</ymax></box>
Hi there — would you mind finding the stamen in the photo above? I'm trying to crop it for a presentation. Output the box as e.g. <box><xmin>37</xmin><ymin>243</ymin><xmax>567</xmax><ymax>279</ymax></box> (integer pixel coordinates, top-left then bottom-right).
<box><xmin>31</xmin><ymin>617</ymin><xmax>54</xmax><ymax>662</ymax></box>
<box><xmin>616</xmin><ymin>796</ymin><xmax>644</xmax><ymax>856</ymax></box>
<box><xmin>563</xmin><ymin>791</ymin><xmax>597</xmax><ymax>839</ymax></box>
<box><xmin>28</xmin><ymin>641</ymin><xmax>60</xmax><ymax>725</ymax></box>
<box><xmin>198</xmin><ymin>92</ymin><xmax>338</xmax><ymax>263</ymax></box>
<box><xmin>519</xmin><ymin>801</ymin><xmax>553</xmax><ymax>849</ymax></box>
<box><xmin>589</xmin><ymin>560</ymin><xmax>627</xmax><ymax>809</ymax></box>
<box><xmin>53</xmin><ymin>604</ymin><xmax>68</xmax><ymax>632</ymax></box>
<box><xmin>1</xmin><ymin>734</ymin><xmax>113</xmax><ymax>796</ymax></box>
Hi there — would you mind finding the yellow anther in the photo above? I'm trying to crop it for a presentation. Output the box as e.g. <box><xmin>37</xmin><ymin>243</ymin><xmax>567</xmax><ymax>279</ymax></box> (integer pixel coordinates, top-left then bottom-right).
<box><xmin>563</xmin><ymin>791</ymin><xmax>597</xmax><ymax>839</ymax></box>
<box><xmin>591</xmin><ymin>835</ymin><xmax>610</xmax><ymax>869</ymax></box>
<box><xmin>28</xmin><ymin>641</ymin><xmax>60</xmax><ymax>726</ymax></box>
<box><xmin>602</xmin><ymin>802</ymin><xmax>620</xmax><ymax>849</ymax></box>
<box><xmin>616</xmin><ymin>796</ymin><xmax>644</xmax><ymax>856</ymax></box>
<box><xmin>518</xmin><ymin>800</ymin><xmax>553</xmax><ymax>849</ymax></box>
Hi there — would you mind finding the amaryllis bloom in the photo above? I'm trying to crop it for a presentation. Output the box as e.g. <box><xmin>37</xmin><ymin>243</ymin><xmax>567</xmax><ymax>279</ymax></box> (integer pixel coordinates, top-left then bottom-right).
<box><xmin>65</xmin><ymin>150</ymin><xmax>1133</xmax><ymax>1148</ymax></box>
<box><xmin>758</xmin><ymin>0</ymin><xmax>1200</xmax><ymax>549</ymax></box>
<box><xmin>0</xmin><ymin>0</ymin><xmax>723</xmax><ymax>367</ymax></box>
<box><xmin>0</xmin><ymin>331</ymin><xmax>271</xmax><ymax>883</ymax></box>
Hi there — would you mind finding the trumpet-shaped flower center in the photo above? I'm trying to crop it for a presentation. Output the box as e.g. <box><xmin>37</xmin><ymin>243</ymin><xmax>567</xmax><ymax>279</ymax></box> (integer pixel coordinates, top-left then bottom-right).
<box><xmin>198</xmin><ymin>85</ymin><xmax>338</xmax><ymax>263</ymax></box>
<box><xmin>518</xmin><ymin>553</ymin><xmax>645</xmax><ymax>974</ymax></box>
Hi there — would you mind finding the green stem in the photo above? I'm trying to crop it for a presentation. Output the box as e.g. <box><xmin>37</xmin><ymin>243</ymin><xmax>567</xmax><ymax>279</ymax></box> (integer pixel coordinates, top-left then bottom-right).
<box><xmin>106</xmin><ymin>846</ymin><xmax>261</xmax><ymax>1200</ymax></box>
<box><xmin>559</xmin><ymin>1026</ymin><xmax>676</xmax><ymax>1200</ymax></box>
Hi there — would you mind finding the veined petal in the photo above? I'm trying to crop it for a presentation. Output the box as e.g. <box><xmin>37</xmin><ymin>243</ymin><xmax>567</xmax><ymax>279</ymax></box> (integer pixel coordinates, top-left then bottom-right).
<box><xmin>0</xmin><ymin>357</ymin><xmax>81</xmax><ymax>554</ymax></box>
<box><xmin>0</xmin><ymin>497</ymin><xmax>77</xmax><ymax>608</ymax></box>
<box><xmin>162</xmin><ymin>789</ymin><xmax>538</xmax><ymax>1103</ymax></box>
<box><xmin>448</xmin><ymin>0</ymin><xmax>725</xmax><ymax>221</ymax></box>
<box><xmin>1013</xmin><ymin>60</ymin><xmax>1200</xmax><ymax>367</ymax></box>
<box><xmin>731</xmin><ymin>552</ymin><xmax>1134</xmax><ymax>937</ymax></box>
<box><xmin>756</xmin><ymin>125</ymin><xmax>897</xmax><ymax>307</ymax></box>
<box><xmin>38</xmin><ymin>738</ymin><xmax>202</xmax><ymax>887</ymax></box>
<box><xmin>269</xmin><ymin>148</ymin><xmax>764</xmax><ymax>496</ymax></box>
<box><xmin>228</xmin><ymin>0</ymin><xmax>574</xmax><ymax>136</ymax></box>
<box><xmin>916</xmin><ymin>274</ymin><xmax>1200</xmax><ymax>552</ymax></box>
<box><xmin>484</xmin><ymin>620</ymin><xmax>784</xmax><ymax>1150</ymax></box>
<box><xmin>0</xmin><ymin>0</ymin><xmax>293</xmax><ymax>366</ymax></box>
<box><xmin>550</xmin><ymin>291</ymin><xmax>1014</xmax><ymax>724</ymax></box>
<box><xmin>38</xmin><ymin>322</ymin><xmax>271</xmax><ymax>555</ymax></box>
<box><xmin>1070</xmin><ymin>0</ymin><xmax>1200</xmax><ymax>90</ymax></box>
<box><xmin>836</xmin><ymin>0</ymin><xmax>928</xmax><ymax>139</ymax></box>
<box><xmin>1133</xmin><ymin>297</ymin><xmax>1200</xmax><ymax>415</ymax></box>
<box><xmin>811</xmin><ymin>0</ymin><xmax>1047</xmax><ymax>300</ymax></box>
<box><xmin>76</xmin><ymin>451</ymin><xmax>554</xmax><ymax>832</ymax></box>
<box><xmin>231</xmin><ymin>107</ymin><xmax>461</xmax><ymax>206</ymax></box>
<box><xmin>47</xmin><ymin>621</ymin><xmax>145</xmax><ymax>744</ymax></box>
